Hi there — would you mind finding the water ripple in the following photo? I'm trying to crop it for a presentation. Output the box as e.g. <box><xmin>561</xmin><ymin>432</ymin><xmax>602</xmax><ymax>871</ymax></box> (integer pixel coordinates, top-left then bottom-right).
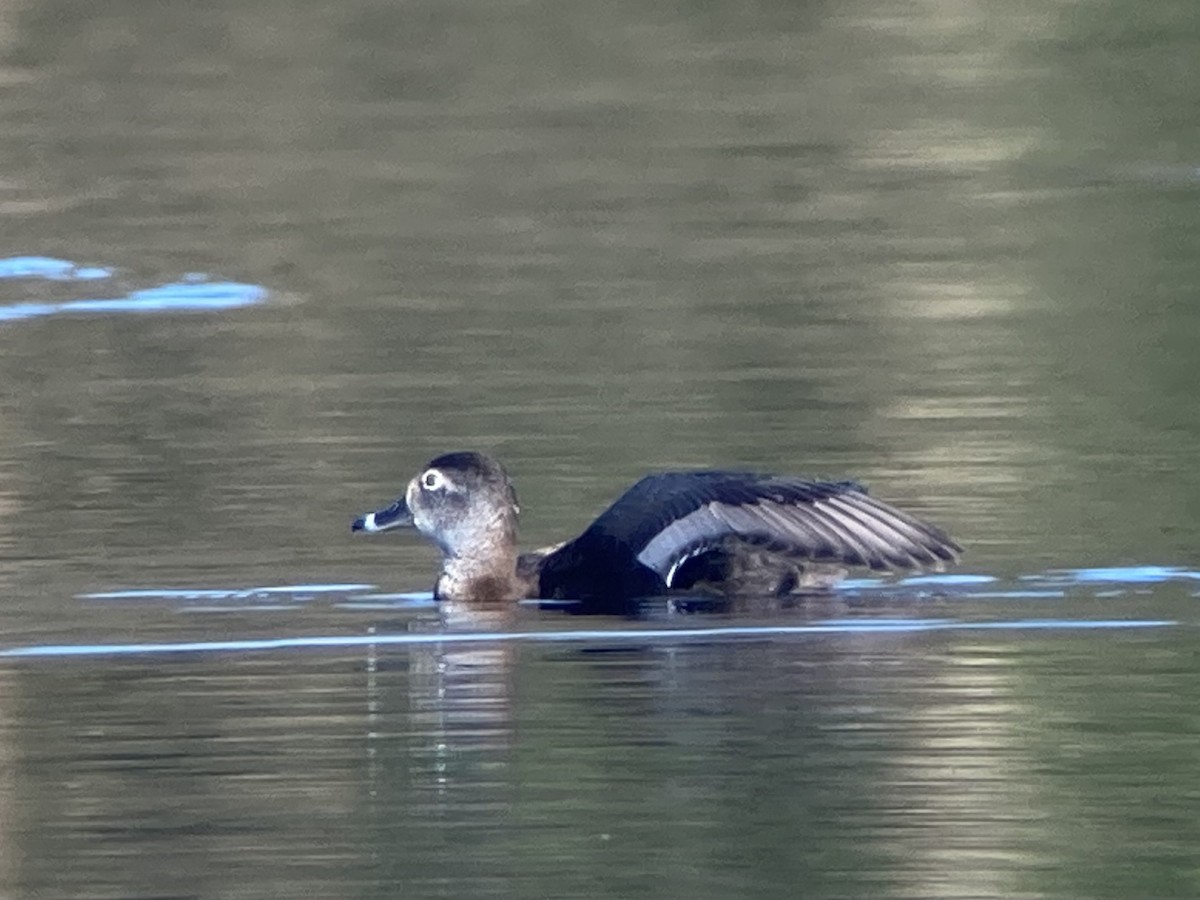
<box><xmin>0</xmin><ymin>256</ymin><xmax>114</xmax><ymax>280</ymax></box>
<box><xmin>0</xmin><ymin>618</ymin><xmax>1177</xmax><ymax>660</ymax></box>
<box><xmin>0</xmin><ymin>257</ymin><xmax>267</xmax><ymax>321</ymax></box>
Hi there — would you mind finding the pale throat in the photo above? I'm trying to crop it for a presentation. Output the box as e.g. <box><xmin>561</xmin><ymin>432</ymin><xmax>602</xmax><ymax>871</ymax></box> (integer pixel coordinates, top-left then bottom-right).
<box><xmin>437</xmin><ymin>511</ymin><xmax>520</xmax><ymax>582</ymax></box>
<box><xmin>436</xmin><ymin>545</ymin><xmax>522</xmax><ymax>604</ymax></box>
<box><xmin>440</xmin><ymin>546</ymin><xmax>518</xmax><ymax>582</ymax></box>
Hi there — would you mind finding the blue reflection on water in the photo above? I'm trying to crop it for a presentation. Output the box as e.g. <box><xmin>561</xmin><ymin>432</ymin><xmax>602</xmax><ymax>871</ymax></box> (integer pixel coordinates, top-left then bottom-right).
<box><xmin>0</xmin><ymin>257</ymin><xmax>267</xmax><ymax>321</ymax></box>
<box><xmin>28</xmin><ymin>564</ymin><xmax>1191</xmax><ymax>659</ymax></box>
<box><xmin>843</xmin><ymin>566</ymin><xmax>1200</xmax><ymax>600</ymax></box>
<box><xmin>83</xmin><ymin>584</ymin><xmax>375</xmax><ymax>602</ymax></box>
<box><xmin>0</xmin><ymin>256</ymin><xmax>113</xmax><ymax>280</ymax></box>
<box><xmin>1033</xmin><ymin>566</ymin><xmax>1200</xmax><ymax>583</ymax></box>
<box><xmin>0</xmin><ymin>618</ymin><xmax>1177</xmax><ymax>659</ymax></box>
<box><xmin>900</xmin><ymin>574</ymin><xmax>997</xmax><ymax>586</ymax></box>
<box><xmin>78</xmin><ymin>566</ymin><xmax>1200</xmax><ymax>611</ymax></box>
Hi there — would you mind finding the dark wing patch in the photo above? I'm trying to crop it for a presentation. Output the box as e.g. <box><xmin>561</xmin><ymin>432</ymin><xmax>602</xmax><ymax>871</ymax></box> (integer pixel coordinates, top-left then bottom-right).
<box><xmin>571</xmin><ymin>471</ymin><xmax>960</xmax><ymax>587</ymax></box>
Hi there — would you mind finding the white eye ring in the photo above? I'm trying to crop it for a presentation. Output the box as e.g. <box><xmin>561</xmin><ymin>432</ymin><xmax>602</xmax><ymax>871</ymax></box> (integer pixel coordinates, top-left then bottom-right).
<box><xmin>421</xmin><ymin>469</ymin><xmax>447</xmax><ymax>491</ymax></box>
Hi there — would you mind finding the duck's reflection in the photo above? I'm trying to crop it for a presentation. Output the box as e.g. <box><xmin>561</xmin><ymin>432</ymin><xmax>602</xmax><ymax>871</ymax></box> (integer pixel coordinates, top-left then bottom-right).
<box><xmin>366</xmin><ymin>591</ymin><xmax>909</xmax><ymax>806</ymax></box>
<box><xmin>367</xmin><ymin>606</ymin><xmax>519</xmax><ymax>809</ymax></box>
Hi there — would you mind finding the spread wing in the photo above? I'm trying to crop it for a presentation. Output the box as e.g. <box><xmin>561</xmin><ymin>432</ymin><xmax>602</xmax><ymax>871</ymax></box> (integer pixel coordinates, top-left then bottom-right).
<box><xmin>555</xmin><ymin>471</ymin><xmax>961</xmax><ymax>588</ymax></box>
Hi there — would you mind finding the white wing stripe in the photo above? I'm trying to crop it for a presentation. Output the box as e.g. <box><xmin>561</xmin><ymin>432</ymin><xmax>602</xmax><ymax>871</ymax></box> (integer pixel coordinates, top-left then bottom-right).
<box><xmin>636</xmin><ymin>506</ymin><xmax>726</xmax><ymax>574</ymax></box>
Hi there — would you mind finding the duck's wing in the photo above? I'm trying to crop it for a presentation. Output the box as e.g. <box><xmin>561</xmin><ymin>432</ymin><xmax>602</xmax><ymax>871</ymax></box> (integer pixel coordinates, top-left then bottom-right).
<box><xmin>556</xmin><ymin>471</ymin><xmax>961</xmax><ymax>588</ymax></box>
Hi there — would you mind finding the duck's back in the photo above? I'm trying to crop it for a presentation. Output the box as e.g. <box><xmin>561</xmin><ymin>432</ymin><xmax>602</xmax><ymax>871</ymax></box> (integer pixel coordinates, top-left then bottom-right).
<box><xmin>536</xmin><ymin>470</ymin><xmax>960</xmax><ymax>608</ymax></box>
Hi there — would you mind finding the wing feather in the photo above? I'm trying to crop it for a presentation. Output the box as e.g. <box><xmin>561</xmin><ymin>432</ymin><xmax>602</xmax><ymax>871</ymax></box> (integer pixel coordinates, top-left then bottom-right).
<box><xmin>612</xmin><ymin>472</ymin><xmax>959</xmax><ymax>580</ymax></box>
<box><xmin>833</xmin><ymin>492</ymin><xmax>959</xmax><ymax>565</ymax></box>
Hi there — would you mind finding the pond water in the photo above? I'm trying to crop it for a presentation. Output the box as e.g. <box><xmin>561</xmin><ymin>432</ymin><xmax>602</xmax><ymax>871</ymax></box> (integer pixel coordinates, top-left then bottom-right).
<box><xmin>2</xmin><ymin>0</ymin><xmax>1200</xmax><ymax>897</ymax></box>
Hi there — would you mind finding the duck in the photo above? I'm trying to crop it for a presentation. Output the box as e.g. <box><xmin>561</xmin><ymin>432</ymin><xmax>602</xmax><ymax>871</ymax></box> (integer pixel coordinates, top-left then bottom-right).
<box><xmin>351</xmin><ymin>451</ymin><xmax>961</xmax><ymax>613</ymax></box>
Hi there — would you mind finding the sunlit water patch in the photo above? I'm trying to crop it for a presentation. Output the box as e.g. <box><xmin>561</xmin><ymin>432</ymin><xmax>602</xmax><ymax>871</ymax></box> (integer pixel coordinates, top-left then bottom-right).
<box><xmin>0</xmin><ymin>256</ymin><xmax>267</xmax><ymax>321</ymax></box>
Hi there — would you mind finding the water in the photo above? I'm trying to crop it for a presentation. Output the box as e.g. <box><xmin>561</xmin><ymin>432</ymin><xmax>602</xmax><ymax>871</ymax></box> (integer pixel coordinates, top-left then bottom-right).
<box><xmin>2</xmin><ymin>0</ymin><xmax>1200</xmax><ymax>896</ymax></box>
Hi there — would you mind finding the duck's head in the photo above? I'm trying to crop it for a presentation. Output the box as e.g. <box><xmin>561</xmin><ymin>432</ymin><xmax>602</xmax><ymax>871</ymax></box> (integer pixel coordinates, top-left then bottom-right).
<box><xmin>351</xmin><ymin>451</ymin><xmax>520</xmax><ymax>558</ymax></box>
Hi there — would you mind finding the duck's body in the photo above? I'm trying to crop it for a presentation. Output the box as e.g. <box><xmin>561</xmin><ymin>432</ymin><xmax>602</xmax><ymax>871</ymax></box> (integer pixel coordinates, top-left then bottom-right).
<box><xmin>352</xmin><ymin>451</ymin><xmax>961</xmax><ymax>612</ymax></box>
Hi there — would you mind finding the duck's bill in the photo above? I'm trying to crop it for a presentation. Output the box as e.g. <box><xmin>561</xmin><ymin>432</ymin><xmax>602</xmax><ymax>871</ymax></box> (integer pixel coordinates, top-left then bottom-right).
<box><xmin>351</xmin><ymin>498</ymin><xmax>414</xmax><ymax>533</ymax></box>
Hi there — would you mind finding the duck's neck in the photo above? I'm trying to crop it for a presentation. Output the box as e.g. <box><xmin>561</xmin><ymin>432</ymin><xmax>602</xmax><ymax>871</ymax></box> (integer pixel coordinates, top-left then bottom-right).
<box><xmin>436</xmin><ymin>552</ymin><xmax>524</xmax><ymax>604</ymax></box>
<box><xmin>434</xmin><ymin>515</ymin><xmax>527</xmax><ymax>604</ymax></box>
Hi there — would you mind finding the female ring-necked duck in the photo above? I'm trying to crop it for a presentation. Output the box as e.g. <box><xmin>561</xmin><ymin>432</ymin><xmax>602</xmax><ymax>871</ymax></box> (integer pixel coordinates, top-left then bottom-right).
<box><xmin>352</xmin><ymin>451</ymin><xmax>961</xmax><ymax>611</ymax></box>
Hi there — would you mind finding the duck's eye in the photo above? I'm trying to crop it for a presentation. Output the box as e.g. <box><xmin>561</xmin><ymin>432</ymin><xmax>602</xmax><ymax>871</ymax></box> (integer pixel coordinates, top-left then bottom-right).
<box><xmin>421</xmin><ymin>469</ymin><xmax>446</xmax><ymax>491</ymax></box>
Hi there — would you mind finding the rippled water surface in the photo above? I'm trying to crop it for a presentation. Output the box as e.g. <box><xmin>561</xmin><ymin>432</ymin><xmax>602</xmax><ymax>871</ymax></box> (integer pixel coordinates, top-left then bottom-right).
<box><xmin>2</xmin><ymin>0</ymin><xmax>1200</xmax><ymax>897</ymax></box>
